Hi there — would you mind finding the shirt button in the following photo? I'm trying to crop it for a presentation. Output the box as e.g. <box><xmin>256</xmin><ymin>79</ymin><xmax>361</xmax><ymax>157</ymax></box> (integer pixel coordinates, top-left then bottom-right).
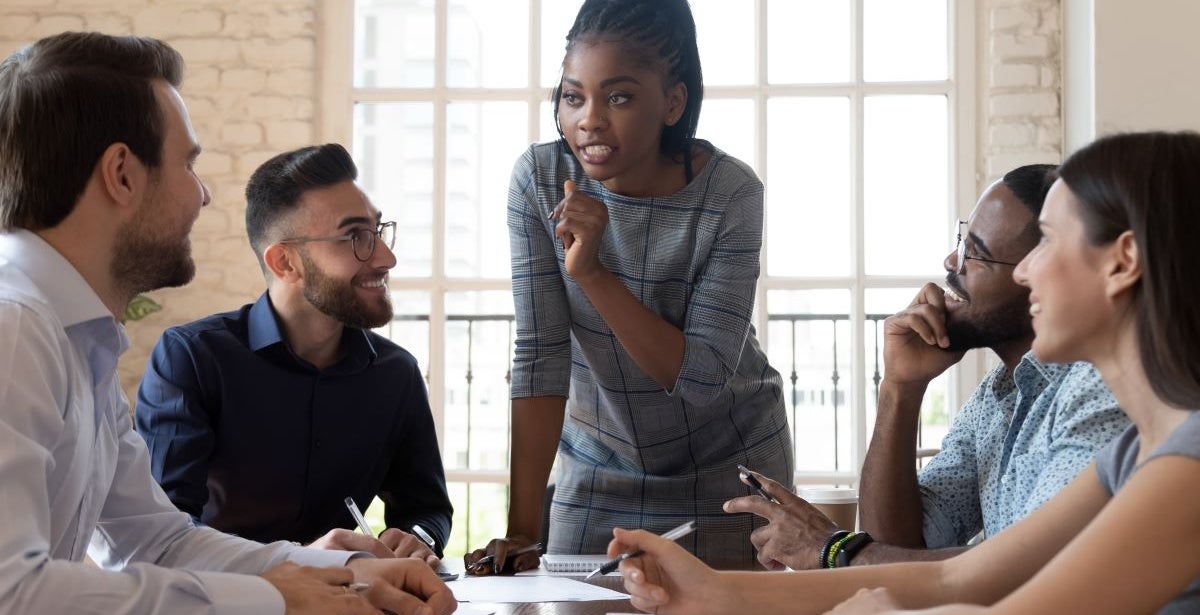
<box><xmin>314</xmin><ymin>439</ymin><xmax>323</xmax><ymax>449</ymax></box>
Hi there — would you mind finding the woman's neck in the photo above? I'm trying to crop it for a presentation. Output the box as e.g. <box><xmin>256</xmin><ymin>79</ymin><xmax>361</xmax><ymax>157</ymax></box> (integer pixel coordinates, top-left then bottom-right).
<box><xmin>1092</xmin><ymin>323</ymin><xmax>1190</xmax><ymax>457</ymax></box>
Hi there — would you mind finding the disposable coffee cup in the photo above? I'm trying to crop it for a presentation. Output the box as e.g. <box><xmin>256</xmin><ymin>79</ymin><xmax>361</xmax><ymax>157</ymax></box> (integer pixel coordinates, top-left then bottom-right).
<box><xmin>798</xmin><ymin>487</ymin><xmax>858</xmax><ymax>530</ymax></box>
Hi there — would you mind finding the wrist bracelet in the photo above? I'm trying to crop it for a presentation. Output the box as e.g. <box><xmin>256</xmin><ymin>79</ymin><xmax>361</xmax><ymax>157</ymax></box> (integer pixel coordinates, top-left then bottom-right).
<box><xmin>819</xmin><ymin>530</ymin><xmax>851</xmax><ymax>569</ymax></box>
<box><xmin>832</xmin><ymin>531</ymin><xmax>875</xmax><ymax>568</ymax></box>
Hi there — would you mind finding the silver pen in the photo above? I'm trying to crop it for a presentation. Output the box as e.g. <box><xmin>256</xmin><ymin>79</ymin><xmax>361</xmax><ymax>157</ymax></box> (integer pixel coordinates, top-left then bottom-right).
<box><xmin>585</xmin><ymin>520</ymin><xmax>696</xmax><ymax>579</ymax></box>
<box><xmin>344</xmin><ymin>496</ymin><xmax>375</xmax><ymax>538</ymax></box>
<box><xmin>411</xmin><ymin>523</ymin><xmax>436</xmax><ymax>548</ymax></box>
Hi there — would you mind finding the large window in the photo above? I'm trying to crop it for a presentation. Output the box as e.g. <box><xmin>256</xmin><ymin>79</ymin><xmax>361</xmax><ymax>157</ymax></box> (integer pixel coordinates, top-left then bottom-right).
<box><xmin>320</xmin><ymin>0</ymin><xmax>977</xmax><ymax>557</ymax></box>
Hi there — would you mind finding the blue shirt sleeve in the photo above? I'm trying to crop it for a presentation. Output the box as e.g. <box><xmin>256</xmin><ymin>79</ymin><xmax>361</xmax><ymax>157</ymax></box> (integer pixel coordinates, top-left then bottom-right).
<box><xmin>134</xmin><ymin>328</ymin><xmax>215</xmax><ymax>523</ymax></box>
<box><xmin>378</xmin><ymin>357</ymin><xmax>453</xmax><ymax>557</ymax></box>
<box><xmin>918</xmin><ymin>379</ymin><xmax>987</xmax><ymax>548</ymax></box>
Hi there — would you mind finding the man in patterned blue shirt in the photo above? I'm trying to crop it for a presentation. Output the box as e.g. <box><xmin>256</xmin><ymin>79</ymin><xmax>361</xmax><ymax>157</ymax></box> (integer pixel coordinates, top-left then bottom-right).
<box><xmin>726</xmin><ymin>165</ymin><xmax>1128</xmax><ymax>569</ymax></box>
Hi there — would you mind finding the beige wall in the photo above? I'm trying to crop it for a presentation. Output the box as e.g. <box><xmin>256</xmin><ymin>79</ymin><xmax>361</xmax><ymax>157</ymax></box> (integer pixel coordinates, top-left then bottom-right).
<box><xmin>0</xmin><ymin>0</ymin><xmax>320</xmax><ymax>399</ymax></box>
<box><xmin>0</xmin><ymin>0</ymin><xmax>1066</xmax><ymax>402</ymax></box>
<box><xmin>1063</xmin><ymin>0</ymin><xmax>1200</xmax><ymax>153</ymax></box>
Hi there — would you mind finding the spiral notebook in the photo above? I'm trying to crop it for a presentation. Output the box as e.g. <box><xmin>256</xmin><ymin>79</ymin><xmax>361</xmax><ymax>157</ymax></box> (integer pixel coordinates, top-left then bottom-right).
<box><xmin>540</xmin><ymin>554</ymin><xmax>611</xmax><ymax>574</ymax></box>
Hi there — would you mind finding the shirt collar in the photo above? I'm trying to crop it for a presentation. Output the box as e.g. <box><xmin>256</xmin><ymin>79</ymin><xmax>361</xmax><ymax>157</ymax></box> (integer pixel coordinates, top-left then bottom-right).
<box><xmin>0</xmin><ymin>229</ymin><xmax>113</xmax><ymax>328</ymax></box>
<box><xmin>1013</xmin><ymin>350</ymin><xmax>1076</xmax><ymax>396</ymax></box>
<box><xmin>247</xmin><ymin>291</ymin><xmax>379</xmax><ymax>372</ymax></box>
<box><xmin>247</xmin><ymin>292</ymin><xmax>286</xmax><ymax>351</ymax></box>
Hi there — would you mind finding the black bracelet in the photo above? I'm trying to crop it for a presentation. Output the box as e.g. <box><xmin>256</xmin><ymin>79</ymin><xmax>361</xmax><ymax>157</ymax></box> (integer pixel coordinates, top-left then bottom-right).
<box><xmin>833</xmin><ymin>531</ymin><xmax>875</xmax><ymax>568</ymax></box>
<box><xmin>819</xmin><ymin>530</ymin><xmax>851</xmax><ymax>569</ymax></box>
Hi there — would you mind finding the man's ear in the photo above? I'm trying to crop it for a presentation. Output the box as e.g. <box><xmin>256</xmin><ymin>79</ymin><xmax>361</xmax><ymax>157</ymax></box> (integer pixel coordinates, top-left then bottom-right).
<box><xmin>96</xmin><ymin>142</ymin><xmax>147</xmax><ymax>212</ymax></box>
<box><xmin>263</xmin><ymin>243</ymin><xmax>303</xmax><ymax>283</ymax></box>
<box><xmin>1104</xmin><ymin>229</ymin><xmax>1141</xmax><ymax>299</ymax></box>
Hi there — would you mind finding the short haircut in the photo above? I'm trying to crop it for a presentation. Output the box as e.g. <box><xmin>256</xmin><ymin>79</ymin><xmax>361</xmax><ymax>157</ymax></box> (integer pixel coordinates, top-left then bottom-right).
<box><xmin>0</xmin><ymin>32</ymin><xmax>184</xmax><ymax>231</ymax></box>
<box><xmin>244</xmin><ymin>143</ymin><xmax>358</xmax><ymax>270</ymax></box>
<box><xmin>1001</xmin><ymin>164</ymin><xmax>1057</xmax><ymax>217</ymax></box>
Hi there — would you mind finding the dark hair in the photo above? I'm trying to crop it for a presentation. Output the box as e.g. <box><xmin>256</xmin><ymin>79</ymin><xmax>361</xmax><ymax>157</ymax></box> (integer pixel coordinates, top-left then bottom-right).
<box><xmin>245</xmin><ymin>143</ymin><xmax>358</xmax><ymax>270</ymax></box>
<box><xmin>0</xmin><ymin>32</ymin><xmax>184</xmax><ymax>231</ymax></box>
<box><xmin>1002</xmin><ymin>163</ymin><xmax>1057</xmax><ymax>246</ymax></box>
<box><xmin>1058</xmin><ymin>131</ymin><xmax>1200</xmax><ymax>409</ymax></box>
<box><xmin>1002</xmin><ymin>164</ymin><xmax>1057</xmax><ymax>216</ymax></box>
<box><xmin>551</xmin><ymin>0</ymin><xmax>704</xmax><ymax>181</ymax></box>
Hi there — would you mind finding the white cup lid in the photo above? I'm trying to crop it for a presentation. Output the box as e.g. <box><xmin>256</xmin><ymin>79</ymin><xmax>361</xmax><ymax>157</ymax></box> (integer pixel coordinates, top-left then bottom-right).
<box><xmin>798</xmin><ymin>487</ymin><xmax>858</xmax><ymax>503</ymax></box>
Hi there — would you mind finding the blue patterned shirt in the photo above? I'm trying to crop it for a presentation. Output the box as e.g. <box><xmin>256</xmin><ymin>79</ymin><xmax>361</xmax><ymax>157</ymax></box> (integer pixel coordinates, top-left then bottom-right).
<box><xmin>507</xmin><ymin>141</ymin><xmax>793</xmax><ymax>560</ymax></box>
<box><xmin>919</xmin><ymin>352</ymin><xmax>1127</xmax><ymax>547</ymax></box>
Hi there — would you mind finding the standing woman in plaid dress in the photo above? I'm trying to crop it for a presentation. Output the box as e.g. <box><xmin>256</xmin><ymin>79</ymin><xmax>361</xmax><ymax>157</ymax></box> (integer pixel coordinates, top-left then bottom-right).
<box><xmin>466</xmin><ymin>0</ymin><xmax>793</xmax><ymax>571</ymax></box>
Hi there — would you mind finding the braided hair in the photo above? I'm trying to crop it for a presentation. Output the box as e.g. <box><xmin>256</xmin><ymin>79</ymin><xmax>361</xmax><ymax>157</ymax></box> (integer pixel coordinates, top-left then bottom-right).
<box><xmin>552</xmin><ymin>0</ymin><xmax>705</xmax><ymax>181</ymax></box>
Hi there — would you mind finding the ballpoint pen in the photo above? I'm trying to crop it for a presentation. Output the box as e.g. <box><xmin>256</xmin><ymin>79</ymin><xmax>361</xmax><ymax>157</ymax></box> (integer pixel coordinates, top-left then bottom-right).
<box><xmin>466</xmin><ymin>541</ymin><xmax>543</xmax><ymax>573</ymax></box>
<box><xmin>344</xmin><ymin>496</ymin><xmax>375</xmax><ymax>538</ymax></box>
<box><xmin>585</xmin><ymin>520</ymin><xmax>696</xmax><ymax>580</ymax></box>
<box><xmin>737</xmin><ymin>464</ymin><xmax>780</xmax><ymax>504</ymax></box>
<box><xmin>411</xmin><ymin>523</ymin><xmax>436</xmax><ymax>549</ymax></box>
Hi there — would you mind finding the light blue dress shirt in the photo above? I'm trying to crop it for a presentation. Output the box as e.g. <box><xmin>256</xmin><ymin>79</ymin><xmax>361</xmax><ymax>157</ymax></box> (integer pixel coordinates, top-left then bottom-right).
<box><xmin>916</xmin><ymin>353</ymin><xmax>1123</xmax><ymax>545</ymax></box>
<box><xmin>0</xmin><ymin>230</ymin><xmax>352</xmax><ymax>615</ymax></box>
<box><xmin>919</xmin><ymin>352</ymin><xmax>1128</xmax><ymax>548</ymax></box>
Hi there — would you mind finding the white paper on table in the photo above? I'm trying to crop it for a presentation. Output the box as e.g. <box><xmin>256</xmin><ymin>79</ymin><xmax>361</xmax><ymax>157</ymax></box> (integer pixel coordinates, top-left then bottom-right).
<box><xmin>449</xmin><ymin>575</ymin><xmax>629</xmax><ymax>603</ymax></box>
<box><xmin>453</xmin><ymin>604</ymin><xmax>496</xmax><ymax>615</ymax></box>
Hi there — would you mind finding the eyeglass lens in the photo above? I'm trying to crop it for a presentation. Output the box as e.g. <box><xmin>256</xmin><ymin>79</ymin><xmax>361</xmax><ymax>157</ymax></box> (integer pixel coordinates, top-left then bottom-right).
<box><xmin>955</xmin><ymin>221</ymin><xmax>967</xmax><ymax>274</ymax></box>
<box><xmin>350</xmin><ymin>223</ymin><xmax>397</xmax><ymax>261</ymax></box>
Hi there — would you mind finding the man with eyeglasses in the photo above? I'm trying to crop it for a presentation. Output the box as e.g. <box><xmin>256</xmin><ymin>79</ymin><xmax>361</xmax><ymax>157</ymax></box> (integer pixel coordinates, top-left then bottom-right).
<box><xmin>726</xmin><ymin>164</ymin><xmax>1128</xmax><ymax>570</ymax></box>
<box><xmin>136</xmin><ymin>143</ymin><xmax>452</xmax><ymax>568</ymax></box>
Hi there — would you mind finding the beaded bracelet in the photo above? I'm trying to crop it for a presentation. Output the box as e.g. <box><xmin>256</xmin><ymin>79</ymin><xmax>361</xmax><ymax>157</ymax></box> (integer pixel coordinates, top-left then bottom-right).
<box><xmin>819</xmin><ymin>530</ymin><xmax>852</xmax><ymax>569</ymax></box>
<box><xmin>832</xmin><ymin>531</ymin><xmax>875</xmax><ymax>568</ymax></box>
<box><xmin>824</xmin><ymin>532</ymin><xmax>858</xmax><ymax>569</ymax></box>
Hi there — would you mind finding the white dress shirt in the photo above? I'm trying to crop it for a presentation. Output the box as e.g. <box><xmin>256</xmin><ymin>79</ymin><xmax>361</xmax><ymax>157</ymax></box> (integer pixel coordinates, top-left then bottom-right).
<box><xmin>0</xmin><ymin>230</ymin><xmax>353</xmax><ymax>615</ymax></box>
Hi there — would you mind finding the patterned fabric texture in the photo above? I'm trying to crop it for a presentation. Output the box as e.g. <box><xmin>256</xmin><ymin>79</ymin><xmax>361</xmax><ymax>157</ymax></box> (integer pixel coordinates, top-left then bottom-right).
<box><xmin>919</xmin><ymin>353</ymin><xmax>1128</xmax><ymax>547</ymax></box>
<box><xmin>507</xmin><ymin>141</ymin><xmax>793</xmax><ymax>561</ymax></box>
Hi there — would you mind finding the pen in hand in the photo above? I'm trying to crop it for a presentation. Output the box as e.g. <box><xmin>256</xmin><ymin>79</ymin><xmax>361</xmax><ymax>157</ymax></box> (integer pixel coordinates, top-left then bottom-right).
<box><xmin>411</xmin><ymin>524</ymin><xmax>436</xmax><ymax>549</ymax></box>
<box><xmin>736</xmin><ymin>464</ymin><xmax>780</xmax><ymax>504</ymax></box>
<box><xmin>344</xmin><ymin>496</ymin><xmax>375</xmax><ymax>538</ymax></box>
<box><xmin>466</xmin><ymin>541</ymin><xmax>543</xmax><ymax>574</ymax></box>
<box><xmin>586</xmin><ymin>520</ymin><xmax>697</xmax><ymax>580</ymax></box>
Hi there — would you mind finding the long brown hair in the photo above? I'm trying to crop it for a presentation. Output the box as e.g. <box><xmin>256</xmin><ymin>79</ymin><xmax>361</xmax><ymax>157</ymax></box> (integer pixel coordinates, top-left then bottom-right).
<box><xmin>1058</xmin><ymin>131</ymin><xmax>1200</xmax><ymax>409</ymax></box>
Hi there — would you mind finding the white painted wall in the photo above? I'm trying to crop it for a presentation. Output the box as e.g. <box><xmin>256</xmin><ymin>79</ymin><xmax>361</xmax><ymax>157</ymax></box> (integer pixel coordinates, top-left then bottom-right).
<box><xmin>1064</xmin><ymin>0</ymin><xmax>1200</xmax><ymax>152</ymax></box>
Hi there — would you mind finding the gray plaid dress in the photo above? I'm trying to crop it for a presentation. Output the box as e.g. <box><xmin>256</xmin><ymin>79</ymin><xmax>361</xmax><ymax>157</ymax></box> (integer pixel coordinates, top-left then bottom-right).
<box><xmin>507</xmin><ymin>140</ymin><xmax>793</xmax><ymax>563</ymax></box>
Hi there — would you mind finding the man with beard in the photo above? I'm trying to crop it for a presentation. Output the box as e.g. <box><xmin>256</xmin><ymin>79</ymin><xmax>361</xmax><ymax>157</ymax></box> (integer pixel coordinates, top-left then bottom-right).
<box><xmin>0</xmin><ymin>33</ymin><xmax>454</xmax><ymax>615</ymax></box>
<box><xmin>136</xmin><ymin>143</ymin><xmax>452</xmax><ymax>567</ymax></box>
<box><xmin>725</xmin><ymin>164</ymin><xmax>1128</xmax><ymax>569</ymax></box>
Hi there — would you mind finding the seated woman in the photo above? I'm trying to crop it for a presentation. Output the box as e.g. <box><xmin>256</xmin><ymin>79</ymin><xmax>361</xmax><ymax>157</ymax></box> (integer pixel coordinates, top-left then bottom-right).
<box><xmin>607</xmin><ymin>131</ymin><xmax>1200</xmax><ymax>615</ymax></box>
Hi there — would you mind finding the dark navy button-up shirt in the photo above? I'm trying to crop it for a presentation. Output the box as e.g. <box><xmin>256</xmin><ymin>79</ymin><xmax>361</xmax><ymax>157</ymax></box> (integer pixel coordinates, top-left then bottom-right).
<box><xmin>134</xmin><ymin>292</ymin><xmax>451</xmax><ymax>554</ymax></box>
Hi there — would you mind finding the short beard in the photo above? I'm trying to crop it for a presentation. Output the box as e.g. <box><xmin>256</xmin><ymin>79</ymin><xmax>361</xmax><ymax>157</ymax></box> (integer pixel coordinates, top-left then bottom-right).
<box><xmin>111</xmin><ymin>204</ymin><xmax>195</xmax><ymax>297</ymax></box>
<box><xmin>299</xmin><ymin>250</ymin><xmax>392</xmax><ymax>329</ymax></box>
<box><xmin>944</xmin><ymin>297</ymin><xmax>1033</xmax><ymax>353</ymax></box>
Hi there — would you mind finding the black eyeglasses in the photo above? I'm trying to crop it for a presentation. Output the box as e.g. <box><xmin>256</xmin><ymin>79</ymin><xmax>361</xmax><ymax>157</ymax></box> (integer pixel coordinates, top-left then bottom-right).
<box><xmin>279</xmin><ymin>221</ymin><xmax>396</xmax><ymax>262</ymax></box>
<box><xmin>955</xmin><ymin>220</ymin><xmax>1020</xmax><ymax>275</ymax></box>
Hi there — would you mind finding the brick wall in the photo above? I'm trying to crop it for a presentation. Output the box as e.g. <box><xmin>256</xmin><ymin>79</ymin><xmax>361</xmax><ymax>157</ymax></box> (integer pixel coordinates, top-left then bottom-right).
<box><xmin>978</xmin><ymin>0</ymin><xmax>1063</xmax><ymax>185</ymax></box>
<box><xmin>0</xmin><ymin>0</ymin><xmax>319</xmax><ymax>399</ymax></box>
<box><xmin>2</xmin><ymin>0</ymin><xmax>1065</xmax><ymax>401</ymax></box>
